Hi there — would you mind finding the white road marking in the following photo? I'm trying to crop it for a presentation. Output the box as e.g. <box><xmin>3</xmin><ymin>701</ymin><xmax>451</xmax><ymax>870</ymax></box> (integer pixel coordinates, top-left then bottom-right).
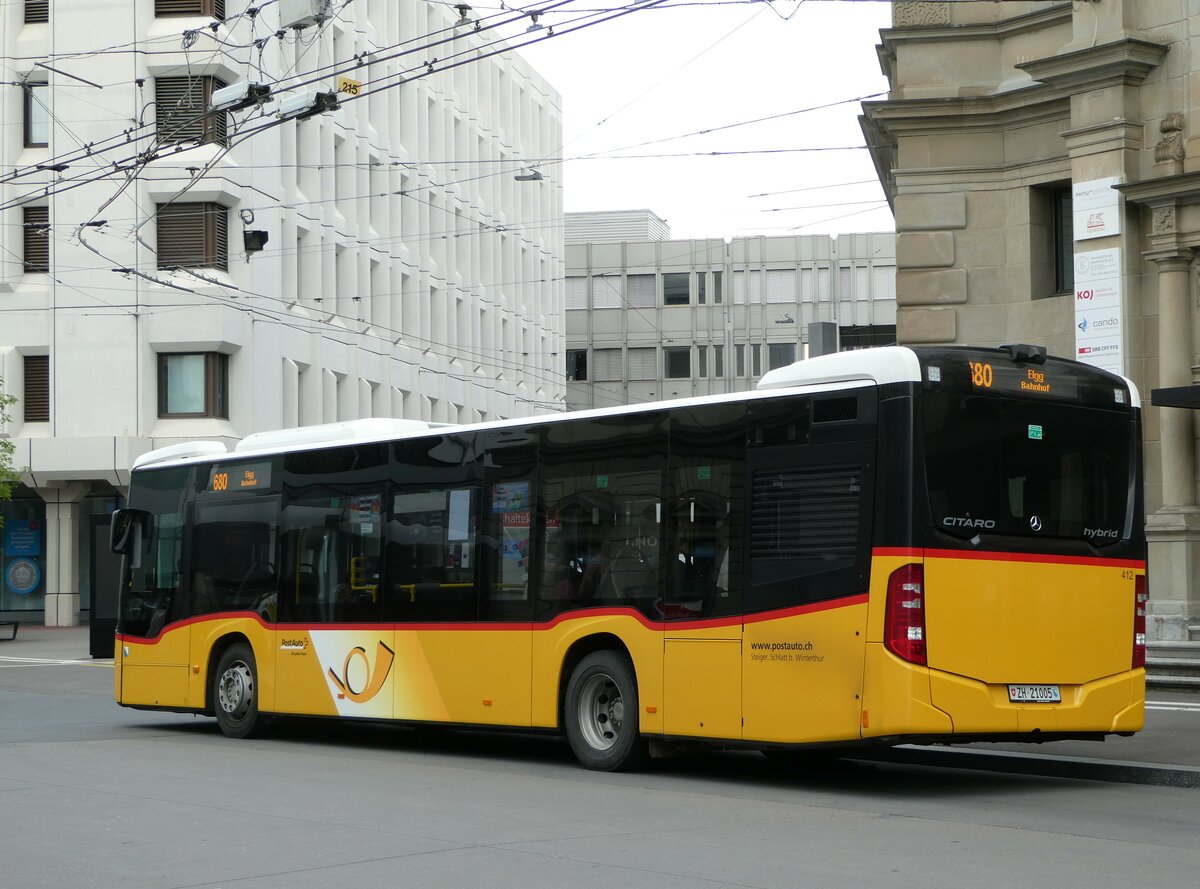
<box><xmin>0</xmin><ymin>656</ymin><xmax>113</xmax><ymax>668</ymax></box>
<box><xmin>1146</xmin><ymin>700</ymin><xmax>1200</xmax><ymax>712</ymax></box>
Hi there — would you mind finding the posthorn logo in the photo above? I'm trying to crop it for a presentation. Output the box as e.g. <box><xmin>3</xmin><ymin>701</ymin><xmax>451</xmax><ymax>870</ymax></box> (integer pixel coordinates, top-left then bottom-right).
<box><xmin>327</xmin><ymin>641</ymin><xmax>395</xmax><ymax>704</ymax></box>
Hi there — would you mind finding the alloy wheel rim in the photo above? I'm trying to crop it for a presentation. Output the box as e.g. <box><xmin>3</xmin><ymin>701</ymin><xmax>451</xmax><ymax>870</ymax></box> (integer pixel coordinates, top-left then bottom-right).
<box><xmin>577</xmin><ymin>672</ymin><xmax>624</xmax><ymax>751</ymax></box>
<box><xmin>218</xmin><ymin>661</ymin><xmax>254</xmax><ymax>719</ymax></box>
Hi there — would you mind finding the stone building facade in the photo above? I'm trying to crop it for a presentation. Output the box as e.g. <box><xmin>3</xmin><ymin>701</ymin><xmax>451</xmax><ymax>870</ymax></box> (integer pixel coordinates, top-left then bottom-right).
<box><xmin>862</xmin><ymin>0</ymin><xmax>1200</xmax><ymax>640</ymax></box>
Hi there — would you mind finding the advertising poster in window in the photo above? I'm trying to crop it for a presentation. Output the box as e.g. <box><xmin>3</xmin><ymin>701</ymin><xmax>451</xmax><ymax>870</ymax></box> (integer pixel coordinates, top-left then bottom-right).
<box><xmin>1074</xmin><ymin>248</ymin><xmax>1123</xmax><ymax>375</ymax></box>
<box><xmin>349</xmin><ymin>494</ymin><xmax>382</xmax><ymax>537</ymax></box>
<box><xmin>3</xmin><ymin>518</ymin><xmax>45</xmax><ymax>603</ymax></box>
<box><xmin>493</xmin><ymin>482</ymin><xmax>531</xmax><ymax>600</ymax></box>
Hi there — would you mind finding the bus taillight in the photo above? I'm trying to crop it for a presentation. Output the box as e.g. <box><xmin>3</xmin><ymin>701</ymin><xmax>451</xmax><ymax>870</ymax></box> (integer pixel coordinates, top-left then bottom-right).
<box><xmin>884</xmin><ymin>563</ymin><xmax>926</xmax><ymax>666</ymax></box>
<box><xmin>1132</xmin><ymin>575</ymin><xmax>1148</xmax><ymax>669</ymax></box>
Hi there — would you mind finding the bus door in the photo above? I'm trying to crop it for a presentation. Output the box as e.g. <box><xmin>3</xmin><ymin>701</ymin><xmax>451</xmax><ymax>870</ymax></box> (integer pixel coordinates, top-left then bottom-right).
<box><xmin>187</xmin><ymin>494</ymin><xmax>281</xmax><ymax>709</ymax></box>
<box><xmin>114</xmin><ymin>466</ymin><xmax>191</xmax><ymax>708</ymax></box>
<box><xmin>663</xmin><ymin>404</ymin><xmax>745</xmax><ymax>740</ymax></box>
<box><xmin>275</xmin><ymin>491</ymin><xmax>390</xmax><ymax>720</ymax></box>
<box><xmin>386</xmin><ymin>482</ymin><xmax>513</xmax><ymax>725</ymax></box>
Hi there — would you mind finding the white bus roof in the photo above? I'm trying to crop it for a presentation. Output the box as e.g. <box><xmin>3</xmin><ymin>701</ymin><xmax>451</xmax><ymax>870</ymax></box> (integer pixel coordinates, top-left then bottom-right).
<box><xmin>757</xmin><ymin>346</ymin><xmax>922</xmax><ymax>390</ymax></box>
<box><xmin>129</xmin><ymin>346</ymin><xmax>1138</xmax><ymax>471</ymax></box>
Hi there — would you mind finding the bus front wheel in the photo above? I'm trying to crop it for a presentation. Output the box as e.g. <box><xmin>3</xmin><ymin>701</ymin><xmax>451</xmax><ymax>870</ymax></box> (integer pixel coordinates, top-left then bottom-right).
<box><xmin>564</xmin><ymin>651</ymin><xmax>648</xmax><ymax>771</ymax></box>
<box><xmin>213</xmin><ymin>642</ymin><xmax>264</xmax><ymax>739</ymax></box>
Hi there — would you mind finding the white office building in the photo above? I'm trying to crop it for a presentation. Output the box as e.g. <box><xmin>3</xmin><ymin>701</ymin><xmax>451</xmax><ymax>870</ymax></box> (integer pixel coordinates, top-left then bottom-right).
<box><xmin>0</xmin><ymin>0</ymin><xmax>563</xmax><ymax>625</ymax></box>
<box><xmin>564</xmin><ymin>213</ymin><xmax>897</xmax><ymax>411</ymax></box>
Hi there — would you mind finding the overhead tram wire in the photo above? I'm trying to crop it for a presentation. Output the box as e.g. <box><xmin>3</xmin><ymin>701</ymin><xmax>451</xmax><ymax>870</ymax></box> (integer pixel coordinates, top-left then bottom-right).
<box><xmin>0</xmin><ymin>0</ymin><xmax>550</xmax><ymax>192</ymax></box>
<box><xmin>114</xmin><ymin>0</ymin><xmax>353</xmax><ymax>247</ymax></box>
<box><xmin>0</xmin><ymin>2</ymin><xmax>290</xmax><ymax>188</ymax></box>
<box><xmin>4</xmin><ymin>0</ymin><xmax>679</xmax><ymax>218</ymax></box>
<box><xmin>0</xmin><ymin>0</ymin><xmax>630</xmax><ymax>210</ymax></box>
<box><xmin>52</xmin><ymin>1</ymin><xmax>745</xmax><ymax>391</ymax></box>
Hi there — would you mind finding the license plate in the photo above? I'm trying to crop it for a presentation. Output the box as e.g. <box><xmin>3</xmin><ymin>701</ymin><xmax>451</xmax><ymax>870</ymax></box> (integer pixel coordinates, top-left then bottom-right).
<box><xmin>1007</xmin><ymin>684</ymin><xmax>1061</xmax><ymax>703</ymax></box>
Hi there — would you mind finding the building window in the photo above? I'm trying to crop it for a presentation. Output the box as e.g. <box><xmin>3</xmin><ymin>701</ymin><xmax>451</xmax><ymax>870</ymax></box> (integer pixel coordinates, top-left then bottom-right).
<box><xmin>698</xmin><ymin>274</ymin><xmax>707</xmax><ymax>305</ymax></box>
<box><xmin>1053</xmin><ymin>186</ymin><xmax>1074</xmax><ymax>294</ymax></box>
<box><xmin>713</xmin><ymin>344</ymin><xmax>724</xmax><ymax>377</ymax></box>
<box><xmin>158</xmin><ymin>352</ymin><xmax>228</xmax><ymax>418</ymax></box>
<box><xmin>566</xmin><ymin>277</ymin><xmax>588</xmax><ymax>310</ymax></box>
<box><xmin>768</xmin><ymin>343</ymin><xmax>796</xmax><ymax>370</ymax></box>
<box><xmin>627</xmin><ymin>348</ymin><xmax>657</xmax><ymax>381</ymax></box>
<box><xmin>713</xmin><ymin>271</ymin><xmax>723</xmax><ymax>304</ymax></box>
<box><xmin>663</xmin><ymin>272</ymin><xmax>690</xmax><ymax>306</ymax></box>
<box><xmin>593</xmin><ymin>349</ymin><xmax>623</xmax><ymax>382</ymax></box>
<box><xmin>594</xmin><ymin>275</ymin><xmax>623</xmax><ymax>309</ymax></box>
<box><xmin>735</xmin><ymin>344</ymin><xmax>745</xmax><ymax>377</ymax></box>
<box><xmin>1031</xmin><ymin>182</ymin><xmax>1073</xmax><ymax>299</ymax></box>
<box><xmin>155</xmin><ymin>0</ymin><xmax>225</xmax><ymax>17</ymax></box>
<box><xmin>156</xmin><ymin>202</ymin><xmax>228</xmax><ymax>271</ymax></box>
<box><xmin>23</xmin><ymin>355</ymin><xmax>49</xmax><ymax>423</ymax></box>
<box><xmin>22</xmin><ymin>206</ymin><xmax>49</xmax><ymax>273</ymax></box>
<box><xmin>155</xmin><ymin>76</ymin><xmax>227</xmax><ymax>146</ymax></box>
<box><xmin>23</xmin><ymin>83</ymin><xmax>49</xmax><ymax>147</ymax></box>
<box><xmin>698</xmin><ymin>345</ymin><xmax>708</xmax><ymax>378</ymax></box>
<box><xmin>567</xmin><ymin>349</ymin><xmax>588</xmax><ymax>382</ymax></box>
<box><xmin>751</xmin><ymin>344</ymin><xmax>762</xmax><ymax>377</ymax></box>
<box><xmin>664</xmin><ymin>347</ymin><xmax>691</xmax><ymax>379</ymax></box>
<box><xmin>24</xmin><ymin>0</ymin><xmax>48</xmax><ymax>24</ymax></box>
<box><xmin>626</xmin><ymin>274</ymin><xmax>655</xmax><ymax>308</ymax></box>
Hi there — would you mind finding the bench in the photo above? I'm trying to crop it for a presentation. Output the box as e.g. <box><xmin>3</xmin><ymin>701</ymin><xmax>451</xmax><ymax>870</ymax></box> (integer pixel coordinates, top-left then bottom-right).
<box><xmin>0</xmin><ymin>621</ymin><xmax>18</xmax><ymax>641</ymax></box>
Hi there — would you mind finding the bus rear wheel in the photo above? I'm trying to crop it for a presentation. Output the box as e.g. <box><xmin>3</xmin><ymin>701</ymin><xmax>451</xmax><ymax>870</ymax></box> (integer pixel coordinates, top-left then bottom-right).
<box><xmin>564</xmin><ymin>651</ymin><xmax>648</xmax><ymax>771</ymax></box>
<box><xmin>213</xmin><ymin>642</ymin><xmax>265</xmax><ymax>739</ymax></box>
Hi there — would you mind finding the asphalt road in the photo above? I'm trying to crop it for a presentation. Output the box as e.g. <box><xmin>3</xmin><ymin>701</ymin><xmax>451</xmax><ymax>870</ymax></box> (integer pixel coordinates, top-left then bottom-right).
<box><xmin>2</xmin><ymin>630</ymin><xmax>1199</xmax><ymax>889</ymax></box>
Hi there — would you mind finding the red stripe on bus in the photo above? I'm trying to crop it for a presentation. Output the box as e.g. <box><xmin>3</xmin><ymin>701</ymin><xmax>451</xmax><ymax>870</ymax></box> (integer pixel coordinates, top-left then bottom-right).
<box><xmin>922</xmin><ymin>548</ymin><xmax>1145</xmax><ymax>569</ymax></box>
<box><xmin>743</xmin><ymin>594</ymin><xmax>868</xmax><ymax>625</ymax></box>
<box><xmin>872</xmin><ymin>546</ymin><xmax>1144</xmax><ymax>569</ymax></box>
<box><xmin>117</xmin><ymin>595</ymin><xmax>872</xmax><ymax>644</ymax></box>
<box><xmin>873</xmin><ymin>547</ymin><xmax>922</xmax><ymax>559</ymax></box>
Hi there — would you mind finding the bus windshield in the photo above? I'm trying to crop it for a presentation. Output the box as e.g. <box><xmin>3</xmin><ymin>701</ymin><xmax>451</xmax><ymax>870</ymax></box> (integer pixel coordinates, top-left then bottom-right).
<box><xmin>923</xmin><ymin>390</ymin><xmax>1133</xmax><ymax>542</ymax></box>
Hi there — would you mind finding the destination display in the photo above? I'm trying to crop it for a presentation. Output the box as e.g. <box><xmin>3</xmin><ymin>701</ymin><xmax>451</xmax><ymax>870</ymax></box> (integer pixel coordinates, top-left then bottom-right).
<box><xmin>207</xmin><ymin>461</ymin><xmax>273</xmax><ymax>494</ymax></box>
<box><xmin>963</xmin><ymin>359</ymin><xmax>1078</xmax><ymax>399</ymax></box>
<box><xmin>917</xmin><ymin>348</ymin><xmax>1135</xmax><ymax>407</ymax></box>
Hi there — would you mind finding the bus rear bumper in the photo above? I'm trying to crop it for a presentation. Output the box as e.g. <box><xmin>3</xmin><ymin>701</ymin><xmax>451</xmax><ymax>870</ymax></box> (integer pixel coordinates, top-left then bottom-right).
<box><xmin>861</xmin><ymin>645</ymin><xmax>1145</xmax><ymax>739</ymax></box>
<box><xmin>927</xmin><ymin>667</ymin><xmax>1145</xmax><ymax>735</ymax></box>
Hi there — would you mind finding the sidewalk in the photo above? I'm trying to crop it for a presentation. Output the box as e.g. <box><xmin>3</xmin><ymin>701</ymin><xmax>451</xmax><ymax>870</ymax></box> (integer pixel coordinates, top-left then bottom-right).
<box><xmin>4</xmin><ymin>623</ymin><xmax>1197</xmax><ymax>784</ymax></box>
<box><xmin>0</xmin><ymin>623</ymin><xmax>97</xmax><ymax>661</ymax></box>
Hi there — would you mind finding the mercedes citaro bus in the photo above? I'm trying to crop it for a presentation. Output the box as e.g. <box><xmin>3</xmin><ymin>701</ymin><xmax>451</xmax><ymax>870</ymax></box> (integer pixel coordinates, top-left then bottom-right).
<box><xmin>111</xmin><ymin>345</ymin><xmax>1146</xmax><ymax>770</ymax></box>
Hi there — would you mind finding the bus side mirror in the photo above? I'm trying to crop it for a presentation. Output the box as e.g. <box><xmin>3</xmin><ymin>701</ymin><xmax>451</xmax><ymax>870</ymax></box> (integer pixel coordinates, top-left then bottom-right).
<box><xmin>110</xmin><ymin>508</ymin><xmax>148</xmax><ymax>558</ymax></box>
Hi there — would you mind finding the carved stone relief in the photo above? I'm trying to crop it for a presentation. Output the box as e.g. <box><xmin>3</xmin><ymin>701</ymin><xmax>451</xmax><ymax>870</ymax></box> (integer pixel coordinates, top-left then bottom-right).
<box><xmin>1154</xmin><ymin>113</ymin><xmax>1186</xmax><ymax>165</ymax></box>
<box><xmin>894</xmin><ymin>2</ymin><xmax>950</xmax><ymax>28</ymax></box>
<box><xmin>1152</xmin><ymin>206</ymin><xmax>1176</xmax><ymax>235</ymax></box>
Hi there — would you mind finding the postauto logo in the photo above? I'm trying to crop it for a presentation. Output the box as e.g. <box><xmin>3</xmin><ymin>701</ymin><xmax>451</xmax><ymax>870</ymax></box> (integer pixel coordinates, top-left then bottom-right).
<box><xmin>327</xmin><ymin>640</ymin><xmax>396</xmax><ymax>703</ymax></box>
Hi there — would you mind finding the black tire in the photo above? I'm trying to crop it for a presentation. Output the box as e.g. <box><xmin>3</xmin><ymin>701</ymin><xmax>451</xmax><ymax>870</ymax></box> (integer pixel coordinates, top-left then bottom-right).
<box><xmin>564</xmin><ymin>651</ymin><xmax>649</xmax><ymax>771</ymax></box>
<box><xmin>212</xmin><ymin>642</ymin><xmax>265</xmax><ymax>739</ymax></box>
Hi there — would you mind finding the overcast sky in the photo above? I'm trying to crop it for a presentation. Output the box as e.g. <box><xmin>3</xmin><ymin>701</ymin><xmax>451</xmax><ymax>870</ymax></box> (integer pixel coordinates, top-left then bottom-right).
<box><xmin>520</xmin><ymin>0</ymin><xmax>895</xmax><ymax>241</ymax></box>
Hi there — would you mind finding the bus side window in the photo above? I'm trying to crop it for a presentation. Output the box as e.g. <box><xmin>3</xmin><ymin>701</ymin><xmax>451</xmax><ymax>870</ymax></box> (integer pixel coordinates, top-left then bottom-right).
<box><xmin>743</xmin><ymin>394</ymin><xmax>875</xmax><ymax>613</ymax></box>
<box><xmin>277</xmin><ymin>493</ymin><xmax>384</xmax><ymax>624</ymax></box>
<box><xmin>190</xmin><ymin>499</ymin><xmax>280</xmax><ymax>620</ymax></box>
<box><xmin>666</xmin><ymin>403</ymin><xmax>745</xmax><ymax>620</ymax></box>
<box><xmin>537</xmin><ymin>412</ymin><xmax>668</xmax><ymax>620</ymax></box>
<box><xmin>386</xmin><ymin>487</ymin><xmax>479</xmax><ymax>622</ymax></box>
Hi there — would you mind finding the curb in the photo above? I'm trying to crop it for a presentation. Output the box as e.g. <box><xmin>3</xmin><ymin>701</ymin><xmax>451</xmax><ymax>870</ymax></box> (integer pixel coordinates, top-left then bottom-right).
<box><xmin>852</xmin><ymin>745</ymin><xmax>1200</xmax><ymax>789</ymax></box>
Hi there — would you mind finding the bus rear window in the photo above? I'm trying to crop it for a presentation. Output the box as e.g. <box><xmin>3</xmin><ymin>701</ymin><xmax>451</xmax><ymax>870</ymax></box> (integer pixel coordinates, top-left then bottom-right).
<box><xmin>923</xmin><ymin>392</ymin><xmax>1132</xmax><ymax>541</ymax></box>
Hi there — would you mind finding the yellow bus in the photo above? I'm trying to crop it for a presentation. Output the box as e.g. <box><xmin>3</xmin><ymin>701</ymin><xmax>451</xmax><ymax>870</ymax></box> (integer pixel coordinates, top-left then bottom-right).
<box><xmin>111</xmin><ymin>344</ymin><xmax>1146</xmax><ymax>770</ymax></box>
